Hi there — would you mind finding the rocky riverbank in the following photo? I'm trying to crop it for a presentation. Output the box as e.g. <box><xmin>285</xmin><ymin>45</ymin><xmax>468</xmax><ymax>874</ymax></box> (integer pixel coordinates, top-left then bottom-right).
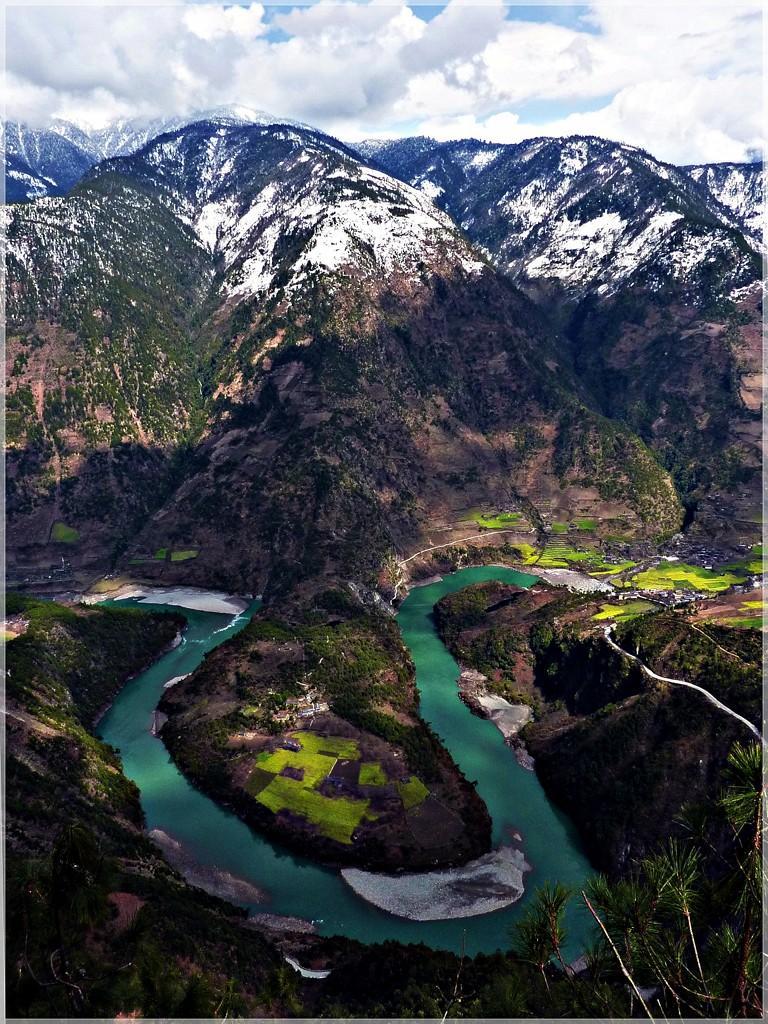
<box><xmin>149</xmin><ymin>828</ymin><xmax>267</xmax><ymax>906</ymax></box>
<box><xmin>458</xmin><ymin>669</ymin><xmax>535</xmax><ymax>769</ymax></box>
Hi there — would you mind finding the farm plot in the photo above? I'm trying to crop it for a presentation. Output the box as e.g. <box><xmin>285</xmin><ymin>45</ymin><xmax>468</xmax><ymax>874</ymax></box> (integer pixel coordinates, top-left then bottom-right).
<box><xmin>592</xmin><ymin>600</ymin><xmax>657</xmax><ymax>624</ymax></box>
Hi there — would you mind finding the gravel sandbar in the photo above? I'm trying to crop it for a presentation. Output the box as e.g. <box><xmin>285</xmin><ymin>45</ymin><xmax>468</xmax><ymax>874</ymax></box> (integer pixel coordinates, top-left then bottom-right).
<box><xmin>341</xmin><ymin>845</ymin><xmax>529</xmax><ymax>920</ymax></box>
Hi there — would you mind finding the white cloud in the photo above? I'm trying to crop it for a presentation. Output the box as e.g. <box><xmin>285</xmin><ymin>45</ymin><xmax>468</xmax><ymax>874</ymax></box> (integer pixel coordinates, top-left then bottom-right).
<box><xmin>5</xmin><ymin>1</ymin><xmax>764</xmax><ymax>163</ymax></box>
<box><xmin>184</xmin><ymin>5</ymin><xmax>267</xmax><ymax>43</ymax></box>
<box><xmin>416</xmin><ymin>73</ymin><xmax>763</xmax><ymax>166</ymax></box>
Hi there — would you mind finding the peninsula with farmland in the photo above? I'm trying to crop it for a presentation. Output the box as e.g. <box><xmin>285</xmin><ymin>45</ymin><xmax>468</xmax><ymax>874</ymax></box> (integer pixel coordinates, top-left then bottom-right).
<box><xmin>158</xmin><ymin>599</ymin><xmax>493</xmax><ymax>871</ymax></box>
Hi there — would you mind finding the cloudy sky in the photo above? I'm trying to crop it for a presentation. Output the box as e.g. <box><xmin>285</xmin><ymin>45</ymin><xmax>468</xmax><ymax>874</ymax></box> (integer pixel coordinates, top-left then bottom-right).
<box><xmin>6</xmin><ymin>1</ymin><xmax>763</xmax><ymax>164</ymax></box>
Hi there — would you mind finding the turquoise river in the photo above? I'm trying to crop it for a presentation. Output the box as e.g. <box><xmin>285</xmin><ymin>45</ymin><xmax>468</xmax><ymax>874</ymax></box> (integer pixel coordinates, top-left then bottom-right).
<box><xmin>98</xmin><ymin>565</ymin><xmax>592</xmax><ymax>957</ymax></box>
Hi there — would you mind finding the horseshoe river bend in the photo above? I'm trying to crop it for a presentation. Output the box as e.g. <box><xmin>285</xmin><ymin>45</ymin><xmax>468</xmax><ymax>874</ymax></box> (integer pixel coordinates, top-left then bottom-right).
<box><xmin>98</xmin><ymin>566</ymin><xmax>593</xmax><ymax>957</ymax></box>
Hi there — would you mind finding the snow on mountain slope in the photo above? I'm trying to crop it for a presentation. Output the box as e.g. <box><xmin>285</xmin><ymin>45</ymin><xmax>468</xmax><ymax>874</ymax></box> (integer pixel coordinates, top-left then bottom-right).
<box><xmin>683</xmin><ymin>162</ymin><xmax>764</xmax><ymax>245</ymax></box>
<box><xmin>358</xmin><ymin>134</ymin><xmax>760</xmax><ymax>299</ymax></box>
<box><xmin>4</xmin><ymin>107</ymin><xmax>314</xmax><ymax>202</ymax></box>
<box><xmin>89</xmin><ymin>121</ymin><xmax>485</xmax><ymax>303</ymax></box>
<box><xmin>5</xmin><ymin>122</ymin><xmax>98</xmax><ymax>201</ymax></box>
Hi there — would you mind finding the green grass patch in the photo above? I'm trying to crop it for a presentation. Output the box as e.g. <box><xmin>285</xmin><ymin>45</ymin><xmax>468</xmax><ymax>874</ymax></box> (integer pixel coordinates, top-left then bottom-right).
<box><xmin>170</xmin><ymin>549</ymin><xmax>198</xmax><ymax>562</ymax></box>
<box><xmin>721</xmin><ymin>616</ymin><xmax>763</xmax><ymax>630</ymax></box>
<box><xmin>550</xmin><ymin>522</ymin><xmax>569</xmax><ymax>534</ymax></box>
<box><xmin>245</xmin><ymin>766</ymin><xmax>274</xmax><ymax>796</ymax></box>
<box><xmin>471</xmin><ymin>511</ymin><xmax>524</xmax><ymax>529</ymax></box>
<box><xmin>627</xmin><ymin>563</ymin><xmax>745</xmax><ymax>594</ymax></box>
<box><xmin>359</xmin><ymin>762</ymin><xmax>387</xmax><ymax>786</ymax></box>
<box><xmin>255</xmin><ymin>775</ymin><xmax>372</xmax><ymax>844</ymax></box>
<box><xmin>397</xmin><ymin>775</ymin><xmax>429</xmax><ymax>810</ymax></box>
<box><xmin>153</xmin><ymin>548</ymin><xmax>168</xmax><ymax>560</ymax></box>
<box><xmin>574</xmin><ymin>517</ymin><xmax>597</xmax><ymax>531</ymax></box>
<box><xmin>741</xmin><ymin>600</ymin><xmax>764</xmax><ymax>610</ymax></box>
<box><xmin>51</xmin><ymin>521</ymin><xmax>79</xmax><ymax>544</ymax></box>
<box><xmin>592</xmin><ymin>601</ymin><xmax>656</xmax><ymax>624</ymax></box>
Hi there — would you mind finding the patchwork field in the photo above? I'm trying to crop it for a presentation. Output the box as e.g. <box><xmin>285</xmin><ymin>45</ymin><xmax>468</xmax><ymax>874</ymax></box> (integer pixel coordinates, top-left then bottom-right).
<box><xmin>247</xmin><ymin>733</ymin><xmax>370</xmax><ymax>843</ymax></box>
<box><xmin>692</xmin><ymin>592</ymin><xmax>765</xmax><ymax>631</ymax></box>
<box><xmin>246</xmin><ymin>733</ymin><xmax>429</xmax><ymax>844</ymax></box>
<box><xmin>255</xmin><ymin>775</ymin><xmax>374</xmax><ymax>844</ymax></box>
<box><xmin>722</xmin><ymin>610</ymin><xmax>764</xmax><ymax>629</ymax></box>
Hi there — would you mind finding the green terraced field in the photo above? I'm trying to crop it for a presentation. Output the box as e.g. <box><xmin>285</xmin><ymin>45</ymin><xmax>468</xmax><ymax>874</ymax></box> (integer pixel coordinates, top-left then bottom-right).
<box><xmin>397</xmin><ymin>775</ymin><xmax>429</xmax><ymax>810</ymax></box>
<box><xmin>592</xmin><ymin>600</ymin><xmax>656</xmax><ymax>623</ymax></box>
<box><xmin>359</xmin><ymin>762</ymin><xmax>387</xmax><ymax>786</ymax></box>
<box><xmin>550</xmin><ymin>522</ymin><xmax>569</xmax><ymax>534</ymax></box>
<box><xmin>51</xmin><ymin>521</ymin><xmax>79</xmax><ymax>544</ymax></box>
<box><xmin>518</xmin><ymin>543</ymin><xmax>636</xmax><ymax>575</ymax></box>
<box><xmin>627</xmin><ymin>562</ymin><xmax>745</xmax><ymax>593</ymax></box>
<box><xmin>153</xmin><ymin>548</ymin><xmax>168</xmax><ymax>560</ymax></box>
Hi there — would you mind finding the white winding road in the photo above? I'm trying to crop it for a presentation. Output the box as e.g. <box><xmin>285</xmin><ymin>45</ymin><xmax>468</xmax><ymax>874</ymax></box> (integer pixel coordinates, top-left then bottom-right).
<box><xmin>602</xmin><ymin>626</ymin><xmax>764</xmax><ymax>747</ymax></box>
<box><xmin>400</xmin><ymin>528</ymin><xmax>526</xmax><ymax>564</ymax></box>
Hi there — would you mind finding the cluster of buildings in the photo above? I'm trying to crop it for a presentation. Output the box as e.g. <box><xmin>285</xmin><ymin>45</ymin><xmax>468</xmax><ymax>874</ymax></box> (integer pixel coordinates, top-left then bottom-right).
<box><xmin>7</xmin><ymin>558</ymin><xmax>74</xmax><ymax>588</ymax></box>
<box><xmin>272</xmin><ymin>685</ymin><xmax>330</xmax><ymax>726</ymax></box>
